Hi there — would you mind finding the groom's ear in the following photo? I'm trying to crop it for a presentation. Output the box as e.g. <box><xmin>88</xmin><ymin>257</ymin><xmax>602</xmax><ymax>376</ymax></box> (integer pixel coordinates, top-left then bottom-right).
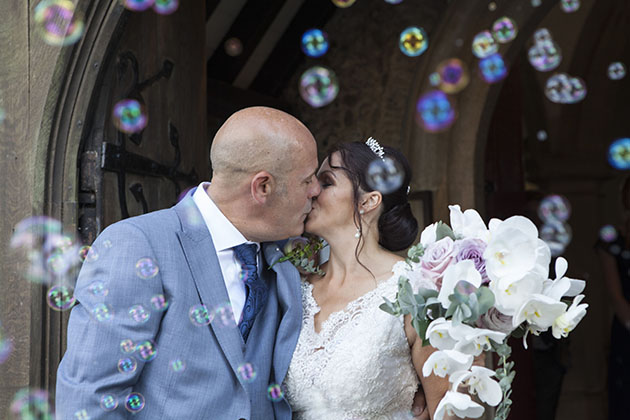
<box><xmin>360</xmin><ymin>191</ymin><xmax>382</xmax><ymax>214</ymax></box>
<box><xmin>251</xmin><ymin>171</ymin><xmax>274</xmax><ymax>203</ymax></box>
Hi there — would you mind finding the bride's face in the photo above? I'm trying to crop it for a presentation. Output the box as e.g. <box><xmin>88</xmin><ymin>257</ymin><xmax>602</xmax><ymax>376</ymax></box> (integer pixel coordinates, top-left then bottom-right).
<box><xmin>305</xmin><ymin>152</ymin><xmax>356</xmax><ymax>237</ymax></box>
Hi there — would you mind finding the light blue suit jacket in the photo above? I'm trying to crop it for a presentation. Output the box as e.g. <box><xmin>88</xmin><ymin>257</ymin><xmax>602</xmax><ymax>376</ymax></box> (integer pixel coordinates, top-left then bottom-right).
<box><xmin>56</xmin><ymin>194</ymin><xmax>302</xmax><ymax>419</ymax></box>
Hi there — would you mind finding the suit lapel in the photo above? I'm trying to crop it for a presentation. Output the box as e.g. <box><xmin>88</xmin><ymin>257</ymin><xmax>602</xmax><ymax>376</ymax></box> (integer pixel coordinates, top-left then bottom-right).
<box><xmin>262</xmin><ymin>243</ymin><xmax>303</xmax><ymax>385</ymax></box>
<box><xmin>174</xmin><ymin>197</ymin><xmax>246</xmax><ymax>382</ymax></box>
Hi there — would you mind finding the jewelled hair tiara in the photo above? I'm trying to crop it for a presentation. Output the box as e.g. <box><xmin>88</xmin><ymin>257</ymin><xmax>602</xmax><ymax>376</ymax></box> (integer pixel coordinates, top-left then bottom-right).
<box><xmin>365</xmin><ymin>137</ymin><xmax>385</xmax><ymax>160</ymax></box>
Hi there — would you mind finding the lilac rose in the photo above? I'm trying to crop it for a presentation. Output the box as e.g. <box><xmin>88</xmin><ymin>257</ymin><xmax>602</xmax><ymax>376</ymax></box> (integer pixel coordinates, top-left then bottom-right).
<box><xmin>454</xmin><ymin>238</ymin><xmax>489</xmax><ymax>284</ymax></box>
<box><xmin>420</xmin><ymin>237</ymin><xmax>456</xmax><ymax>289</ymax></box>
<box><xmin>477</xmin><ymin>307</ymin><xmax>516</xmax><ymax>335</ymax></box>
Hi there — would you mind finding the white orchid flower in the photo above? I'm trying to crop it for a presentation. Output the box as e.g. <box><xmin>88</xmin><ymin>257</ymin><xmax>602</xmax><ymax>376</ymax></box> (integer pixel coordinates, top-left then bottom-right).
<box><xmin>542</xmin><ymin>257</ymin><xmax>586</xmax><ymax>300</ymax></box>
<box><xmin>422</xmin><ymin>349</ymin><xmax>474</xmax><ymax>378</ymax></box>
<box><xmin>489</xmin><ymin>271</ymin><xmax>545</xmax><ymax>316</ymax></box>
<box><xmin>434</xmin><ymin>391</ymin><xmax>485</xmax><ymax>420</ymax></box>
<box><xmin>484</xmin><ymin>216</ymin><xmax>551</xmax><ymax>283</ymax></box>
<box><xmin>426</xmin><ymin>318</ymin><xmax>459</xmax><ymax>350</ymax></box>
<box><xmin>552</xmin><ymin>294</ymin><xmax>588</xmax><ymax>339</ymax></box>
<box><xmin>420</xmin><ymin>222</ymin><xmax>438</xmax><ymax>246</ymax></box>
<box><xmin>521</xmin><ymin>323</ymin><xmax>545</xmax><ymax>349</ymax></box>
<box><xmin>450</xmin><ymin>366</ymin><xmax>503</xmax><ymax>407</ymax></box>
<box><xmin>449</xmin><ymin>205</ymin><xmax>490</xmax><ymax>242</ymax></box>
<box><xmin>454</xmin><ymin>327</ymin><xmax>507</xmax><ymax>356</ymax></box>
<box><xmin>438</xmin><ymin>260</ymin><xmax>482</xmax><ymax>309</ymax></box>
<box><xmin>512</xmin><ymin>294</ymin><xmax>567</xmax><ymax>330</ymax></box>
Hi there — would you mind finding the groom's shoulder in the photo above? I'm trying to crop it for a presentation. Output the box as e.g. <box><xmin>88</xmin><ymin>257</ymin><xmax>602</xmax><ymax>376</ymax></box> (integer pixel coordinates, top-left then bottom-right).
<box><xmin>101</xmin><ymin>207</ymin><xmax>180</xmax><ymax>239</ymax></box>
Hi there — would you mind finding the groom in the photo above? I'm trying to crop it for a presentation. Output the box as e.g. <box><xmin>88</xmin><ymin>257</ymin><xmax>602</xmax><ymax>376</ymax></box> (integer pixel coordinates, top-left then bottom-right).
<box><xmin>56</xmin><ymin>106</ymin><xmax>320</xmax><ymax>419</ymax></box>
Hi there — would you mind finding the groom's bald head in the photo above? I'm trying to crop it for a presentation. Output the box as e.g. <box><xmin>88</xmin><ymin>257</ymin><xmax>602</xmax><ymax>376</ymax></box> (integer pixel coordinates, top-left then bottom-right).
<box><xmin>210</xmin><ymin>106</ymin><xmax>316</xmax><ymax>183</ymax></box>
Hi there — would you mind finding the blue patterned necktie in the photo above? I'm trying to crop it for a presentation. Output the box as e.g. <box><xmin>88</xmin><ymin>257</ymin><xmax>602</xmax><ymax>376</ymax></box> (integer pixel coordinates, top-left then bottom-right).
<box><xmin>233</xmin><ymin>243</ymin><xmax>268</xmax><ymax>342</ymax></box>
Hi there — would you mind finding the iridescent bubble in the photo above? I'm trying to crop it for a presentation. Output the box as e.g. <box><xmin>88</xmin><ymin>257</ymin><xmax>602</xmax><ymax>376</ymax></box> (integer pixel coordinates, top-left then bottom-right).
<box><xmin>117</xmin><ymin>357</ymin><xmax>137</xmax><ymax>374</ymax></box>
<box><xmin>0</xmin><ymin>108</ymin><xmax>5</xmax><ymax>126</ymax></box>
<box><xmin>492</xmin><ymin>17</ymin><xmax>518</xmax><ymax>43</ymax></box>
<box><xmin>125</xmin><ymin>392</ymin><xmax>145</xmax><ymax>413</ymax></box>
<box><xmin>112</xmin><ymin>99</ymin><xmax>147</xmax><ymax>134</ymax></box>
<box><xmin>34</xmin><ymin>0</ymin><xmax>85</xmax><ymax>47</ymax></box>
<box><xmin>267</xmin><ymin>384</ymin><xmax>284</xmax><ymax>402</ymax></box>
<box><xmin>129</xmin><ymin>304</ymin><xmax>150</xmax><ymax>323</ymax></box>
<box><xmin>399</xmin><ymin>27</ymin><xmax>429</xmax><ymax>57</ymax></box>
<box><xmin>544</xmin><ymin>73</ymin><xmax>586</xmax><ymax>104</ymax></box>
<box><xmin>561</xmin><ymin>0</ymin><xmax>580</xmax><ymax>12</ymax></box>
<box><xmin>610</xmin><ymin>244</ymin><xmax>621</xmax><ymax>255</ymax></box>
<box><xmin>299</xmin><ymin>66</ymin><xmax>339</xmax><ymax>108</ymax></box>
<box><xmin>385</xmin><ymin>0</ymin><xmax>403</xmax><ymax>3</ymax></box>
<box><xmin>301</xmin><ymin>29</ymin><xmax>329</xmax><ymax>58</ymax></box>
<box><xmin>100</xmin><ymin>394</ymin><xmax>118</xmax><ymax>412</ymax></box>
<box><xmin>365</xmin><ymin>157</ymin><xmax>404</xmax><ymax>195</ymax></box>
<box><xmin>540</xmin><ymin>221</ymin><xmax>572</xmax><ymax>257</ymax></box>
<box><xmin>169</xmin><ymin>359</ymin><xmax>186</xmax><ymax>372</ymax></box>
<box><xmin>0</xmin><ymin>322</ymin><xmax>13</xmax><ymax>364</ymax></box>
<box><xmin>136</xmin><ymin>340</ymin><xmax>157</xmax><ymax>362</ymax></box>
<box><xmin>102</xmin><ymin>239</ymin><xmax>113</xmax><ymax>249</ymax></box>
<box><xmin>436</xmin><ymin>58</ymin><xmax>469</xmax><ymax>94</ymax></box>
<box><xmin>608</xmin><ymin>62</ymin><xmax>626</xmax><ymax>80</ymax></box>
<box><xmin>237</xmin><ymin>363</ymin><xmax>257</xmax><ymax>382</ymax></box>
<box><xmin>538</xmin><ymin>194</ymin><xmax>571</xmax><ymax>222</ymax></box>
<box><xmin>488</xmin><ymin>2</ymin><xmax>497</xmax><ymax>11</ymax></box>
<box><xmin>214</xmin><ymin>303</ymin><xmax>236</xmax><ymax>327</ymax></box>
<box><xmin>536</xmin><ymin>130</ymin><xmax>548</xmax><ymax>141</ymax></box>
<box><xmin>153</xmin><ymin>0</ymin><xmax>178</xmax><ymax>15</ymax></box>
<box><xmin>79</xmin><ymin>245</ymin><xmax>98</xmax><ymax>262</ymax></box>
<box><xmin>87</xmin><ymin>280</ymin><xmax>108</xmax><ymax>297</ymax></box>
<box><xmin>74</xmin><ymin>409</ymin><xmax>89</xmax><ymax>419</ymax></box>
<box><xmin>150</xmin><ymin>294</ymin><xmax>168</xmax><ymax>311</ymax></box>
<box><xmin>92</xmin><ymin>303</ymin><xmax>113</xmax><ymax>322</ymax></box>
<box><xmin>528</xmin><ymin>40</ymin><xmax>562</xmax><ymax>72</ymax></box>
<box><xmin>415</xmin><ymin>90</ymin><xmax>456</xmax><ymax>133</ymax></box>
<box><xmin>479</xmin><ymin>53</ymin><xmax>508</xmax><ymax>83</ymax></box>
<box><xmin>46</xmin><ymin>285</ymin><xmax>76</xmax><ymax>311</ymax></box>
<box><xmin>224</xmin><ymin>38</ymin><xmax>243</xmax><ymax>57</ymax></box>
<box><xmin>472</xmin><ymin>30</ymin><xmax>498</xmax><ymax>59</ymax></box>
<box><xmin>10</xmin><ymin>216</ymin><xmax>82</xmax><ymax>284</ymax></box>
<box><xmin>599</xmin><ymin>225</ymin><xmax>618</xmax><ymax>243</ymax></box>
<box><xmin>120</xmin><ymin>339</ymin><xmax>136</xmax><ymax>354</ymax></box>
<box><xmin>135</xmin><ymin>257</ymin><xmax>159</xmax><ymax>279</ymax></box>
<box><xmin>331</xmin><ymin>0</ymin><xmax>356</xmax><ymax>7</ymax></box>
<box><xmin>122</xmin><ymin>0</ymin><xmax>155</xmax><ymax>11</ymax></box>
<box><xmin>189</xmin><ymin>304</ymin><xmax>212</xmax><ymax>326</ymax></box>
<box><xmin>607</xmin><ymin>138</ymin><xmax>630</xmax><ymax>170</ymax></box>
<box><xmin>9</xmin><ymin>388</ymin><xmax>53</xmax><ymax>419</ymax></box>
<box><xmin>532</xmin><ymin>0</ymin><xmax>542</xmax><ymax>6</ymax></box>
<box><xmin>429</xmin><ymin>72</ymin><xmax>440</xmax><ymax>86</ymax></box>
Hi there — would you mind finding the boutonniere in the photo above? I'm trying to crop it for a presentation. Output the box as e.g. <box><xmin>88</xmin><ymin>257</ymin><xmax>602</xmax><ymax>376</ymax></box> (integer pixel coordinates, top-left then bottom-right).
<box><xmin>271</xmin><ymin>235</ymin><xmax>326</xmax><ymax>276</ymax></box>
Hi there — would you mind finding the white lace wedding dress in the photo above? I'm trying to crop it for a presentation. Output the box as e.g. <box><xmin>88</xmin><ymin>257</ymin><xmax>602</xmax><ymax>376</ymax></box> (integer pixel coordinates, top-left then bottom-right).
<box><xmin>284</xmin><ymin>261</ymin><xmax>436</xmax><ymax>420</ymax></box>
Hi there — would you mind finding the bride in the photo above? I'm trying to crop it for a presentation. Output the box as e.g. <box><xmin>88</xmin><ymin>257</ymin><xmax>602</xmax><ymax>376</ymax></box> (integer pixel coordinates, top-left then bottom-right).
<box><xmin>283</xmin><ymin>139</ymin><xmax>452</xmax><ymax>419</ymax></box>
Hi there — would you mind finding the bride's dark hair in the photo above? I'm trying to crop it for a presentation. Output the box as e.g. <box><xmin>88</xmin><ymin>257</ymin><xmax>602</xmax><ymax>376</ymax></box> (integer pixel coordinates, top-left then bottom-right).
<box><xmin>326</xmin><ymin>141</ymin><xmax>418</xmax><ymax>253</ymax></box>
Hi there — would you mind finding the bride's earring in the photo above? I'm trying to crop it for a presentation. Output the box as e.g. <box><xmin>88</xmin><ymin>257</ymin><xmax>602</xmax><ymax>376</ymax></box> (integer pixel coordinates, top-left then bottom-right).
<box><xmin>355</xmin><ymin>209</ymin><xmax>364</xmax><ymax>238</ymax></box>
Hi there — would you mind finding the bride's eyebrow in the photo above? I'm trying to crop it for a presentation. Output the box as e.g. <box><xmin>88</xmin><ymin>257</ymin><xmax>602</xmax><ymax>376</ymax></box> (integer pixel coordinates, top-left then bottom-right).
<box><xmin>318</xmin><ymin>169</ymin><xmax>336</xmax><ymax>178</ymax></box>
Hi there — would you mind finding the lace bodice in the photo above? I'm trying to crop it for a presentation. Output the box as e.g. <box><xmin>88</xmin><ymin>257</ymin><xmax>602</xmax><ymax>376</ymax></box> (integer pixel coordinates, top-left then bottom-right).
<box><xmin>284</xmin><ymin>261</ymin><xmax>437</xmax><ymax>420</ymax></box>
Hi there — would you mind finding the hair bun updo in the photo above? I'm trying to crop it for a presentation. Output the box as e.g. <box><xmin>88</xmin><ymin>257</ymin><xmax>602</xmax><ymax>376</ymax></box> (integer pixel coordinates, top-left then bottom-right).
<box><xmin>378</xmin><ymin>202</ymin><xmax>418</xmax><ymax>252</ymax></box>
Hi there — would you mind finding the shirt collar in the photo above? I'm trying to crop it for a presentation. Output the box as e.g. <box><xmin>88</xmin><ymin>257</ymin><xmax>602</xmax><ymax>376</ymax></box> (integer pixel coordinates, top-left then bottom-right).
<box><xmin>192</xmin><ymin>182</ymin><xmax>259</xmax><ymax>253</ymax></box>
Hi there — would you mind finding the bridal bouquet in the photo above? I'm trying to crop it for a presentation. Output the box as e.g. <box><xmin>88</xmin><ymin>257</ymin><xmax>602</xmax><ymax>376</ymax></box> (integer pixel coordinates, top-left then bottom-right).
<box><xmin>380</xmin><ymin>205</ymin><xmax>588</xmax><ymax>420</ymax></box>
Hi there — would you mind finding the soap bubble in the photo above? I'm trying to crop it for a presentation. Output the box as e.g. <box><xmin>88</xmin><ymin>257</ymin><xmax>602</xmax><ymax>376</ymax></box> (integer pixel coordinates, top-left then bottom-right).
<box><xmin>46</xmin><ymin>285</ymin><xmax>76</xmax><ymax>311</ymax></box>
<box><xmin>100</xmin><ymin>394</ymin><xmax>118</xmax><ymax>411</ymax></box>
<box><xmin>150</xmin><ymin>294</ymin><xmax>168</xmax><ymax>311</ymax></box>
<box><xmin>34</xmin><ymin>0</ymin><xmax>85</xmax><ymax>46</ymax></box>
<box><xmin>540</xmin><ymin>221</ymin><xmax>572</xmax><ymax>257</ymax></box>
<box><xmin>479</xmin><ymin>53</ymin><xmax>508</xmax><ymax>83</ymax></box>
<box><xmin>492</xmin><ymin>17</ymin><xmax>518</xmax><ymax>43</ymax></box>
<box><xmin>112</xmin><ymin>99</ymin><xmax>148</xmax><ymax>134</ymax></box>
<box><xmin>538</xmin><ymin>194</ymin><xmax>571</xmax><ymax>222</ymax></box>
<box><xmin>599</xmin><ymin>225</ymin><xmax>617</xmax><ymax>243</ymax></box>
<box><xmin>267</xmin><ymin>384</ymin><xmax>284</xmax><ymax>402</ymax></box>
<box><xmin>10</xmin><ymin>389</ymin><xmax>54</xmax><ymax>420</ymax></box>
<box><xmin>135</xmin><ymin>257</ymin><xmax>159</xmax><ymax>279</ymax></box>
<box><xmin>0</xmin><ymin>321</ymin><xmax>13</xmax><ymax>364</ymax></box>
<box><xmin>608</xmin><ymin>62</ymin><xmax>626</xmax><ymax>80</ymax></box>
<box><xmin>237</xmin><ymin>362</ymin><xmax>257</xmax><ymax>382</ymax></box>
<box><xmin>399</xmin><ymin>27</ymin><xmax>429</xmax><ymax>57</ymax></box>
<box><xmin>120</xmin><ymin>339</ymin><xmax>136</xmax><ymax>354</ymax></box>
<box><xmin>136</xmin><ymin>340</ymin><xmax>157</xmax><ymax>362</ymax></box>
<box><xmin>365</xmin><ymin>157</ymin><xmax>405</xmax><ymax>195</ymax></box>
<box><xmin>436</xmin><ymin>58</ymin><xmax>469</xmax><ymax>94</ymax></box>
<box><xmin>415</xmin><ymin>90</ymin><xmax>456</xmax><ymax>133</ymax></box>
<box><xmin>301</xmin><ymin>29</ymin><xmax>329</xmax><ymax>58</ymax></box>
<box><xmin>122</xmin><ymin>0</ymin><xmax>154</xmax><ymax>11</ymax></box>
<box><xmin>607</xmin><ymin>138</ymin><xmax>630</xmax><ymax>170</ymax></box>
<box><xmin>536</xmin><ymin>130</ymin><xmax>548</xmax><ymax>141</ymax></box>
<box><xmin>118</xmin><ymin>357</ymin><xmax>137</xmax><ymax>374</ymax></box>
<box><xmin>92</xmin><ymin>303</ymin><xmax>113</xmax><ymax>322</ymax></box>
<box><xmin>125</xmin><ymin>392</ymin><xmax>145</xmax><ymax>413</ymax></box>
<box><xmin>472</xmin><ymin>30</ymin><xmax>498</xmax><ymax>59</ymax></box>
<box><xmin>153</xmin><ymin>0</ymin><xmax>178</xmax><ymax>15</ymax></box>
<box><xmin>224</xmin><ymin>38</ymin><xmax>243</xmax><ymax>57</ymax></box>
<box><xmin>129</xmin><ymin>304</ymin><xmax>150</xmax><ymax>323</ymax></box>
<box><xmin>189</xmin><ymin>304</ymin><xmax>212</xmax><ymax>326</ymax></box>
<box><xmin>331</xmin><ymin>0</ymin><xmax>356</xmax><ymax>7</ymax></box>
<box><xmin>561</xmin><ymin>0</ymin><xmax>580</xmax><ymax>13</ymax></box>
<box><xmin>544</xmin><ymin>73</ymin><xmax>586</xmax><ymax>104</ymax></box>
<box><xmin>169</xmin><ymin>359</ymin><xmax>186</xmax><ymax>372</ymax></box>
<box><xmin>299</xmin><ymin>66</ymin><xmax>339</xmax><ymax>108</ymax></box>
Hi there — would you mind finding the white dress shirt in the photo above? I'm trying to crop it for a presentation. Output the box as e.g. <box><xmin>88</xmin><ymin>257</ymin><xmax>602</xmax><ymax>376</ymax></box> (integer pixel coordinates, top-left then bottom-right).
<box><xmin>192</xmin><ymin>182</ymin><xmax>260</xmax><ymax>324</ymax></box>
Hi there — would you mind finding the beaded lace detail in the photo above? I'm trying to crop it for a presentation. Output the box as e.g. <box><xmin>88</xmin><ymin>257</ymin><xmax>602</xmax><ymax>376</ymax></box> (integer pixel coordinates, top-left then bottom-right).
<box><xmin>284</xmin><ymin>261</ymin><xmax>436</xmax><ymax>420</ymax></box>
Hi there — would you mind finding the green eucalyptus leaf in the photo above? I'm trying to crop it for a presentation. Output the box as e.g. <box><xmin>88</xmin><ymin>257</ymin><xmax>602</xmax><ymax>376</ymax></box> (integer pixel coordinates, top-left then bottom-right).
<box><xmin>476</xmin><ymin>287</ymin><xmax>496</xmax><ymax>314</ymax></box>
<box><xmin>379</xmin><ymin>301</ymin><xmax>399</xmax><ymax>316</ymax></box>
<box><xmin>412</xmin><ymin>318</ymin><xmax>432</xmax><ymax>347</ymax></box>
<box><xmin>435</xmin><ymin>221</ymin><xmax>456</xmax><ymax>241</ymax></box>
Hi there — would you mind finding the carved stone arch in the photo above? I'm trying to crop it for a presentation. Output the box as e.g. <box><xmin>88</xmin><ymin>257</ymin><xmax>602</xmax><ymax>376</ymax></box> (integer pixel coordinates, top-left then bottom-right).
<box><xmin>36</xmin><ymin>0</ymin><xmax>128</xmax><ymax>394</ymax></box>
<box><xmin>402</xmin><ymin>0</ymin><xmax>560</xmax><ymax>221</ymax></box>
